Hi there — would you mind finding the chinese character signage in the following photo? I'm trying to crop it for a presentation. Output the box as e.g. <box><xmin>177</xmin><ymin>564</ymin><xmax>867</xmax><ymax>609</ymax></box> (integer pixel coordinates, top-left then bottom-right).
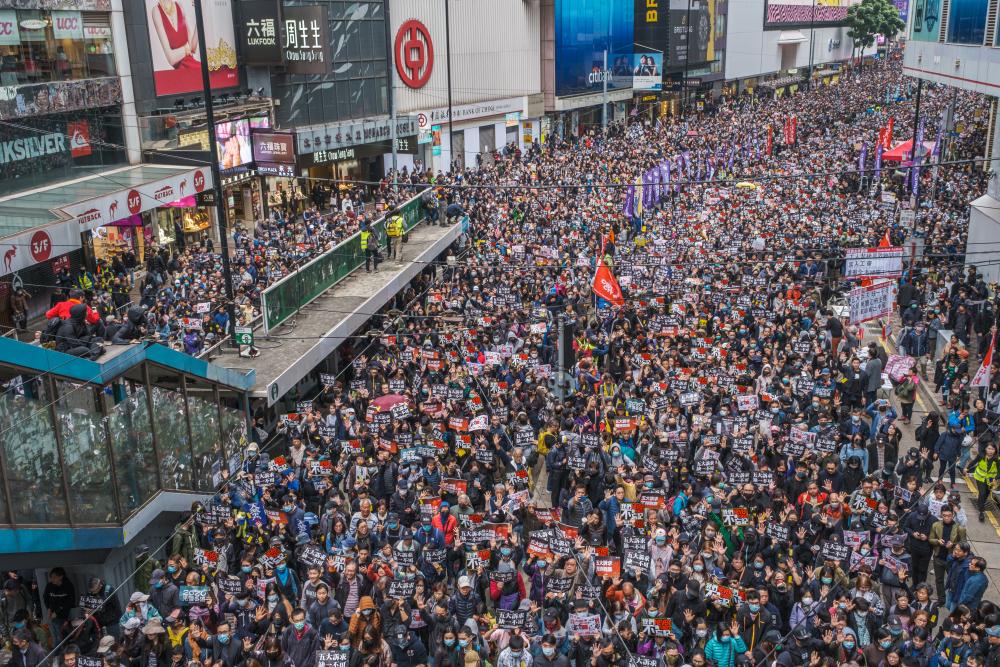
<box><xmin>242</xmin><ymin>0</ymin><xmax>281</xmax><ymax>64</ymax></box>
<box><xmin>282</xmin><ymin>5</ymin><xmax>330</xmax><ymax>74</ymax></box>
<box><xmin>252</xmin><ymin>131</ymin><xmax>295</xmax><ymax>163</ymax></box>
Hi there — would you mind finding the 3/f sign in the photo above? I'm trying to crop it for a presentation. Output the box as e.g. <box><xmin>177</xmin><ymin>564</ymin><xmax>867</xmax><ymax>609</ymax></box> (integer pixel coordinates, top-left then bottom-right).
<box><xmin>234</xmin><ymin>326</ymin><xmax>254</xmax><ymax>346</ymax></box>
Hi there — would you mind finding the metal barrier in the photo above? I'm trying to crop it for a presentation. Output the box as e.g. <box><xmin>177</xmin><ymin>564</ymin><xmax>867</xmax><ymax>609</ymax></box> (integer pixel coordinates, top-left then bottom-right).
<box><xmin>260</xmin><ymin>188</ymin><xmax>428</xmax><ymax>334</ymax></box>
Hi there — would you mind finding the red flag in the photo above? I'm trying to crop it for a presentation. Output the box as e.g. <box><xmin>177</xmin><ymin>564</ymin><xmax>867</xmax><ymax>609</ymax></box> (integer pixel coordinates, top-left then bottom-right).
<box><xmin>767</xmin><ymin>125</ymin><xmax>773</xmax><ymax>156</ymax></box>
<box><xmin>885</xmin><ymin>117</ymin><xmax>894</xmax><ymax>148</ymax></box>
<box><xmin>592</xmin><ymin>259</ymin><xmax>624</xmax><ymax>306</ymax></box>
<box><xmin>878</xmin><ymin>127</ymin><xmax>887</xmax><ymax>149</ymax></box>
<box><xmin>878</xmin><ymin>228</ymin><xmax>891</xmax><ymax>247</ymax></box>
<box><xmin>972</xmin><ymin>333</ymin><xmax>995</xmax><ymax>387</ymax></box>
<box><xmin>791</xmin><ymin>116</ymin><xmax>797</xmax><ymax>144</ymax></box>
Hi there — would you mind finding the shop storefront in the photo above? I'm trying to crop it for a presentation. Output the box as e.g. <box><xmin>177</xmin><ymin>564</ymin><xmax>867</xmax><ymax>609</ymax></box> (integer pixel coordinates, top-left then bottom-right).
<box><xmin>220</xmin><ymin>170</ymin><xmax>263</xmax><ymax>228</ymax></box>
<box><xmin>296</xmin><ymin>116</ymin><xmax>418</xmax><ymax>186</ymax></box>
<box><xmin>0</xmin><ymin>164</ymin><xmax>214</xmax><ymax>323</ymax></box>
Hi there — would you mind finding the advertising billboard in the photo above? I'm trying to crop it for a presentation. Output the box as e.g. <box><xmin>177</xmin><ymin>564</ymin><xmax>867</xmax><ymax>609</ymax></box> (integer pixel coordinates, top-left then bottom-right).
<box><xmin>764</xmin><ymin>0</ymin><xmax>850</xmax><ymax>26</ymax></box>
<box><xmin>146</xmin><ymin>0</ymin><xmax>238</xmax><ymax>96</ymax></box>
<box><xmin>632</xmin><ymin>52</ymin><xmax>662</xmax><ymax>89</ymax></box>
<box><xmin>947</xmin><ymin>0</ymin><xmax>987</xmax><ymax>44</ymax></box>
<box><xmin>668</xmin><ymin>0</ymin><xmax>715</xmax><ymax>67</ymax></box>
<box><xmin>554</xmin><ymin>0</ymin><xmax>634</xmax><ymax>97</ymax></box>
<box><xmin>282</xmin><ymin>5</ymin><xmax>331</xmax><ymax>74</ymax></box>
<box><xmin>240</xmin><ymin>0</ymin><xmax>282</xmax><ymax>65</ymax></box>
<box><xmin>216</xmin><ymin>117</ymin><xmax>251</xmax><ymax>170</ymax></box>
<box><xmin>251</xmin><ymin>131</ymin><xmax>295</xmax><ymax>164</ymax></box>
<box><xmin>909</xmin><ymin>0</ymin><xmax>941</xmax><ymax>40</ymax></box>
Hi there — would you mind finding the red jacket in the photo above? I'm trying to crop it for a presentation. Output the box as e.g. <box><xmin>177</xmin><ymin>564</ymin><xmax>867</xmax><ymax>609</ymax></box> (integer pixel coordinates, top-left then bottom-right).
<box><xmin>46</xmin><ymin>299</ymin><xmax>100</xmax><ymax>325</ymax></box>
<box><xmin>431</xmin><ymin>513</ymin><xmax>458</xmax><ymax>546</ymax></box>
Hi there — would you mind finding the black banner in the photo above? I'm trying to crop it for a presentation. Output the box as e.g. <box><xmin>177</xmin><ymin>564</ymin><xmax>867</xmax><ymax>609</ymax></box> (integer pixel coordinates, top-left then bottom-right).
<box><xmin>241</xmin><ymin>0</ymin><xmax>283</xmax><ymax>65</ymax></box>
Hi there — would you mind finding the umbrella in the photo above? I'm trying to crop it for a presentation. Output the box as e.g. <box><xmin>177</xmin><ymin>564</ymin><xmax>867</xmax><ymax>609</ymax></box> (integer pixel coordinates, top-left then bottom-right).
<box><xmin>372</xmin><ymin>394</ymin><xmax>408</xmax><ymax>411</ymax></box>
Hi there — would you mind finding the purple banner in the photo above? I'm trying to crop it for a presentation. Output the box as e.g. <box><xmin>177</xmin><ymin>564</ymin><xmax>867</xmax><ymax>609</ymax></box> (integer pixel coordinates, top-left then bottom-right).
<box><xmin>913</xmin><ymin>117</ymin><xmax>925</xmax><ymax>197</ymax></box>
<box><xmin>874</xmin><ymin>143</ymin><xmax>883</xmax><ymax>181</ymax></box>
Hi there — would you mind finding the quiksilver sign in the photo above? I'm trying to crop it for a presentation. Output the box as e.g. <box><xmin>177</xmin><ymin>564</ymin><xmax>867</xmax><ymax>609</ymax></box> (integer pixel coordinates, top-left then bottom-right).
<box><xmin>0</xmin><ymin>133</ymin><xmax>65</xmax><ymax>164</ymax></box>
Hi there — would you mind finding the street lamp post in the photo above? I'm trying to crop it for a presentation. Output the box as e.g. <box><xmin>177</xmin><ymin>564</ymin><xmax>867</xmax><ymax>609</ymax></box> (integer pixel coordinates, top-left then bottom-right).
<box><xmin>192</xmin><ymin>0</ymin><xmax>237</xmax><ymax>347</ymax></box>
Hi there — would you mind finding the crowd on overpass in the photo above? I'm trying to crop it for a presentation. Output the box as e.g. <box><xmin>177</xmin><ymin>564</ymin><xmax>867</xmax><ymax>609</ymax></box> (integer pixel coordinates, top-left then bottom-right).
<box><xmin>10</xmin><ymin>54</ymin><xmax>1000</xmax><ymax>667</ymax></box>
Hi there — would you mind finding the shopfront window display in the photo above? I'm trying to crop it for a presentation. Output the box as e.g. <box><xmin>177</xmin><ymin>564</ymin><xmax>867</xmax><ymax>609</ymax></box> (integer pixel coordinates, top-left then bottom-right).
<box><xmin>0</xmin><ymin>10</ymin><xmax>115</xmax><ymax>85</ymax></box>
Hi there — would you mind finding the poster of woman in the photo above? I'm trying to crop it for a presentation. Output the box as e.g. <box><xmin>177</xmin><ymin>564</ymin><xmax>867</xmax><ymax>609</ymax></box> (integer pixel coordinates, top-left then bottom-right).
<box><xmin>147</xmin><ymin>0</ymin><xmax>238</xmax><ymax>96</ymax></box>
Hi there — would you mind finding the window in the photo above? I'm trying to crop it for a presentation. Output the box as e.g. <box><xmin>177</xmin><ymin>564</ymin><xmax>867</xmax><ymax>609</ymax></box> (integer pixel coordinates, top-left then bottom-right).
<box><xmin>0</xmin><ymin>10</ymin><xmax>116</xmax><ymax>85</ymax></box>
<box><xmin>715</xmin><ymin>12</ymin><xmax>726</xmax><ymax>40</ymax></box>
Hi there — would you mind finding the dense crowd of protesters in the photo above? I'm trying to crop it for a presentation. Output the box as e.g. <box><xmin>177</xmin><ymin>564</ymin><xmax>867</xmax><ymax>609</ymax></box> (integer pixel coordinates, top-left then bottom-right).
<box><xmin>8</xmin><ymin>52</ymin><xmax>1000</xmax><ymax>667</ymax></box>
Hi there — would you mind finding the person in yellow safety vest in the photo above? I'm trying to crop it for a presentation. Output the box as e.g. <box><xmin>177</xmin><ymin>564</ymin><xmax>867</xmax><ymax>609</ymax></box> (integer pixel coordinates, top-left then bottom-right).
<box><xmin>360</xmin><ymin>222</ymin><xmax>379</xmax><ymax>273</ymax></box>
<box><xmin>967</xmin><ymin>442</ymin><xmax>999</xmax><ymax>522</ymax></box>
<box><xmin>386</xmin><ymin>208</ymin><xmax>404</xmax><ymax>262</ymax></box>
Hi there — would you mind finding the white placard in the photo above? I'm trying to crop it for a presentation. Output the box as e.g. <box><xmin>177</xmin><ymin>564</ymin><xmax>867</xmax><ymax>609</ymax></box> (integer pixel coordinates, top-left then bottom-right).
<box><xmin>844</xmin><ymin>247</ymin><xmax>904</xmax><ymax>279</ymax></box>
<box><xmin>849</xmin><ymin>280</ymin><xmax>896</xmax><ymax>324</ymax></box>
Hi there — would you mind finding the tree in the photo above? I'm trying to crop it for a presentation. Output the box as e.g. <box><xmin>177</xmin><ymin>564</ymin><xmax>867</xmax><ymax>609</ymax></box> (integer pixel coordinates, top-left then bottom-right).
<box><xmin>845</xmin><ymin>0</ymin><xmax>903</xmax><ymax>68</ymax></box>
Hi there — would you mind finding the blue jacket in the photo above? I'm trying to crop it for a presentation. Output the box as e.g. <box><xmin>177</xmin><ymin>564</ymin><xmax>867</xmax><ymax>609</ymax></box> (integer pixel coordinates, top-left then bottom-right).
<box><xmin>935</xmin><ymin>429</ymin><xmax>965</xmax><ymax>461</ymax></box>
<box><xmin>958</xmin><ymin>571</ymin><xmax>988</xmax><ymax>608</ymax></box>
<box><xmin>946</xmin><ymin>555</ymin><xmax>971</xmax><ymax>599</ymax></box>
<box><xmin>704</xmin><ymin>636</ymin><xmax>748</xmax><ymax>667</ymax></box>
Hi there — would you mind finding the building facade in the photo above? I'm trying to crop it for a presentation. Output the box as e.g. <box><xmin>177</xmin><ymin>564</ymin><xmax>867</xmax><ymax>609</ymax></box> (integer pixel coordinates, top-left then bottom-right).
<box><xmin>902</xmin><ymin>0</ymin><xmax>1000</xmax><ymax>280</ymax></box>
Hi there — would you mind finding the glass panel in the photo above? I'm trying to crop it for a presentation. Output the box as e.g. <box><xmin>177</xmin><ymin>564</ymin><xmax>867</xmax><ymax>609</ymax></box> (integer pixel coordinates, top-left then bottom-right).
<box><xmin>0</xmin><ymin>378</ymin><xmax>68</xmax><ymax>524</ymax></box>
<box><xmin>221</xmin><ymin>404</ymin><xmax>249</xmax><ymax>479</ymax></box>
<box><xmin>108</xmin><ymin>383</ymin><xmax>159</xmax><ymax>516</ymax></box>
<box><xmin>55</xmin><ymin>381</ymin><xmax>117</xmax><ymax>523</ymax></box>
<box><xmin>186</xmin><ymin>392</ymin><xmax>222</xmax><ymax>491</ymax></box>
<box><xmin>152</xmin><ymin>386</ymin><xmax>193</xmax><ymax>490</ymax></box>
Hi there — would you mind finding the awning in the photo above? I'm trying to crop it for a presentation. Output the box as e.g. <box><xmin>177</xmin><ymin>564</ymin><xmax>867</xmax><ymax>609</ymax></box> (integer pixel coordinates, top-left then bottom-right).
<box><xmin>777</xmin><ymin>30</ymin><xmax>808</xmax><ymax>44</ymax></box>
<box><xmin>0</xmin><ymin>164</ymin><xmax>213</xmax><ymax>277</ymax></box>
<box><xmin>57</xmin><ymin>164</ymin><xmax>214</xmax><ymax>233</ymax></box>
<box><xmin>882</xmin><ymin>139</ymin><xmax>937</xmax><ymax>162</ymax></box>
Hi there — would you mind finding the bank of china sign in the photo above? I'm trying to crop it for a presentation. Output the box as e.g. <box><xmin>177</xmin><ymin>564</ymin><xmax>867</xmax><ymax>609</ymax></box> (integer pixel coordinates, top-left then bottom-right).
<box><xmin>297</xmin><ymin>117</ymin><xmax>418</xmax><ymax>154</ymax></box>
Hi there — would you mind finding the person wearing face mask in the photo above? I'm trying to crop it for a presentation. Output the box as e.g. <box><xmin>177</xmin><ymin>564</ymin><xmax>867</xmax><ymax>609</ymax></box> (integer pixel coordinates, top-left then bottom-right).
<box><xmin>497</xmin><ymin>633</ymin><xmax>533</xmax><ymax>667</ymax></box>
<box><xmin>385</xmin><ymin>623</ymin><xmax>427</xmax><ymax>667</ymax></box>
<box><xmin>735</xmin><ymin>590</ymin><xmax>775</xmax><ymax>653</ymax></box>
<box><xmin>251</xmin><ymin>635</ymin><xmax>295</xmax><ymax>667</ymax></box>
<box><xmin>347</xmin><ymin>596</ymin><xmax>382</xmax><ymax>648</ymax></box>
<box><xmin>146</xmin><ymin>569</ymin><xmax>180</xmax><ymax>620</ymax></box>
<box><xmin>704</xmin><ymin>618</ymin><xmax>748</xmax><ymax>667</ymax></box>
<box><xmin>279</xmin><ymin>608</ymin><xmax>320</xmax><ymax>666</ymax></box>
<box><xmin>532</xmin><ymin>633</ymin><xmax>568</xmax><ymax>667</ymax></box>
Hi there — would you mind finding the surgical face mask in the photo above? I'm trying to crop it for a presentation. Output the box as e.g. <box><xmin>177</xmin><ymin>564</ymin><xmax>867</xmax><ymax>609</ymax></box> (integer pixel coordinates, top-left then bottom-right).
<box><xmin>445</xmin><ymin>639</ymin><xmax>456</xmax><ymax>648</ymax></box>
<box><xmin>241</xmin><ymin>565</ymin><xmax>252</xmax><ymax>574</ymax></box>
<box><xmin>693</xmin><ymin>564</ymin><xmax>704</xmax><ymax>573</ymax></box>
<box><xmin>340</xmin><ymin>645</ymin><xmax>351</xmax><ymax>652</ymax></box>
<box><xmin>459</xmin><ymin>639</ymin><xmax>470</xmax><ymax>648</ymax></box>
<box><xmin>283</xmin><ymin>505</ymin><xmax>294</xmax><ymax>513</ymax></box>
<box><xmin>268</xmin><ymin>594</ymin><xmax>279</xmax><ymax>603</ymax></box>
<box><xmin>856</xmin><ymin>611</ymin><xmax>867</xmax><ymax>618</ymax></box>
<box><xmin>801</xmin><ymin>597</ymin><xmax>813</xmax><ymax>606</ymax></box>
<box><xmin>843</xmin><ymin>641</ymin><xmax>855</xmax><ymax>650</ymax></box>
<box><xmin>510</xmin><ymin>651</ymin><xmax>522</xmax><ymax>658</ymax></box>
<box><xmin>167</xmin><ymin>566</ymin><xmax>177</xmax><ymax>574</ymax></box>
<box><xmin>696</xmin><ymin>629</ymin><xmax>708</xmax><ymax>638</ymax></box>
<box><xmin>655</xmin><ymin>536</ymin><xmax>666</xmax><ymax>545</ymax></box>
<box><xmin>154</xmin><ymin>581</ymin><xmax>164</xmax><ymax>589</ymax></box>
<box><xmin>754</xmin><ymin>561</ymin><xmax>764</xmax><ymax>570</ymax></box>
<box><xmin>501</xmin><ymin>548</ymin><xmax>513</xmax><ymax>558</ymax></box>
<box><xmin>12</xmin><ymin>622</ymin><xmax>24</xmax><ymax>630</ymax></box>
<box><xmin>294</xmin><ymin>621</ymin><xmax>306</xmax><ymax>631</ymax></box>
<box><xmin>748</xmin><ymin>604</ymin><xmax>760</xmax><ymax>613</ymax></box>
<box><xmin>276</xmin><ymin>564</ymin><xmax>287</xmax><ymax>573</ymax></box>
<box><xmin>879</xmin><ymin>640</ymin><xmax>891</xmax><ymax>650</ymax></box>
<box><xmin>361</xmin><ymin>609</ymin><xmax>373</xmax><ymax>617</ymax></box>
<box><xmin>542</xmin><ymin>647</ymin><xmax>555</xmax><ymax>657</ymax></box>
<box><xmin>218</xmin><ymin>633</ymin><xmax>230</xmax><ymax>644</ymax></box>
<box><xmin>822</xmin><ymin>577</ymin><xmax>833</xmax><ymax>585</ymax></box>
<box><xmin>860</xmin><ymin>548</ymin><xmax>870</xmax><ymax>556</ymax></box>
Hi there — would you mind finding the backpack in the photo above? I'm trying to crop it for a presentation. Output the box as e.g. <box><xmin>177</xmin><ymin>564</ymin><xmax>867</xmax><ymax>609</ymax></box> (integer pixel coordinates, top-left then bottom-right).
<box><xmin>41</xmin><ymin>317</ymin><xmax>62</xmax><ymax>346</ymax></box>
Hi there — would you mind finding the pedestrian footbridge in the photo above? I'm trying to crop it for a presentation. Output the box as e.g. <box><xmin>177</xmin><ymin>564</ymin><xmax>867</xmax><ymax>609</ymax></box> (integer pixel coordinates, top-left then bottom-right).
<box><xmin>0</xmin><ymin>336</ymin><xmax>254</xmax><ymax>559</ymax></box>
